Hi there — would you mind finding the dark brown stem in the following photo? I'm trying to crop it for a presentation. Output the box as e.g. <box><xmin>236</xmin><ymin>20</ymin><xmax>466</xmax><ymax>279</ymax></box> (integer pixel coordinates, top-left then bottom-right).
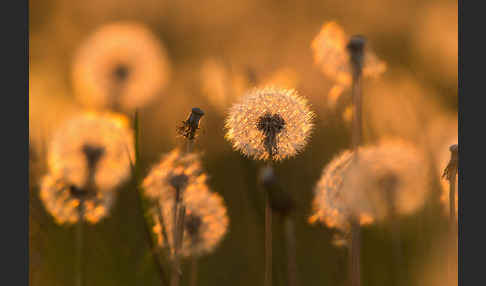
<box><xmin>75</xmin><ymin>201</ymin><xmax>85</xmax><ymax>286</ymax></box>
<box><xmin>349</xmin><ymin>219</ymin><xmax>361</xmax><ymax>286</ymax></box>
<box><xmin>265</xmin><ymin>193</ymin><xmax>273</xmax><ymax>286</ymax></box>
<box><xmin>284</xmin><ymin>217</ymin><xmax>298</xmax><ymax>286</ymax></box>
<box><xmin>190</xmin><ymin>255</ymin><xmax>198</xmax><ymax>286</ymax></box>
<box><xmin>170</xmin><ymin>189</ymin><xmax>184</xmax><ymax>286</ymax></box>
<box><xmin>448</xmin><ymin>172</ymin><xmax>457</xmax><ymax>284</ymax></box>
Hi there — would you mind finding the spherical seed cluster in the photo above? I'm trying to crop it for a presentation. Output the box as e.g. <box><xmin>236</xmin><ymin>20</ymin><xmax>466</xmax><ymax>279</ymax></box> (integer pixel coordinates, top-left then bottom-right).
<box><xmin>72</xmin><ymin>21</ymin><xmax>170</xmax><ymax>111</ymax></box>
<box><xmin>309</xmin><ymin>150</ymin><xmax>373</xmax><ymax>232</ymax></box>
<box><xmin>151</xmin><ymin>181</ymin><xmax>229</xmax><ymax>257</ymax></box>
<box><xmin>48</xmin><ymin>111</ymin><xmax>135</xmax><ymax>192</ymax></box>
<box><xmin>225</xmin><ymin>87</ymin><xmax>314</xmax><ymax>161</ymax></box>
<box><xmin>39</xmin><ymin>174</ymin><xmax>115</xmax><ymax>224</ymax></box>
<box><xmin>310</xmin><ymin>140</ymin><xmax>428</xmax><ymax>232</ymax></box>
<box><xmin>142</xmin><ymin>148</ymin><xmax>206</xmax><ymax>200</ymax></box>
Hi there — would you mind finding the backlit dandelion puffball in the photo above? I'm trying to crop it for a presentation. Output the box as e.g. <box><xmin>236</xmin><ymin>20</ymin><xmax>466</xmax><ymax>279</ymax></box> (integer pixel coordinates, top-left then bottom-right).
<box><xmin>151</xmin><ymin>181</ymin><xmax>229</xmax><ymax>257</ymax></box>
<box><xmin>310</xmin><ymin>140</ymin><xmax>428</xmax><ymax>232</ymax></box>
<box><xmin>72</xmin><ymin>21</ymin><xmax>170</xmax><ymax>111</ymax></box>
<box><xmin>40</xmin><ymin>174</ymin><xmax>115</xmax><ymax>225</ymax></box>
<box><xmin>225</xmin><ymin>87</ymin><xmax>314</xmax><ymax>161</ymax></box>
<box><xmin>48</xmin><ymin>112</ymin><xmax>135</xmax><ymax>192</ymax></box>
<box><xmin>142</xmin><ymin>148</ymin><xmax>206</xmax><ymax>200</ymax></box>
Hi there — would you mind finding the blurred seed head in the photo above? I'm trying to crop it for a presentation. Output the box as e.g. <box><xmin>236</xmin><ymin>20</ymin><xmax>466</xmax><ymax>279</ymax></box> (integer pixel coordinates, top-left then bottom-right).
<box><xmin>310</xmin><ymin>140</ymin><xmax>429</xmax><ymax>232</ymax></box>
<box><xmin>151</xmin><ymin>181</ymin><xmax>229</xmax><ymax>257</ymax></box>
<box><xmin>225</xmin><ymin>87</ymin><xmax>314</xmax><ymax>161</ymax></box>
<box><xmin>311</xmin><ymin>21</ymin><xmax>386</xmax><ymax>109</ymax></box>
<box><xmin>48</xmin><ymin>111</ymin><xmax>134</xmax><ymax>192</ymax></box>
<box><xmin>39</xmin><ymin>174</ymin><xmax>115</xmax><ymax>225</ymax></box>
<box><xmin>142</xmin><ymin>148</ymin><xmax>206</xmax><ymax>200</ymax></box>
<box><xmin>72</xmin><ymin>21</ymin><xmax>171</xmax><ymax>112</ymax></box>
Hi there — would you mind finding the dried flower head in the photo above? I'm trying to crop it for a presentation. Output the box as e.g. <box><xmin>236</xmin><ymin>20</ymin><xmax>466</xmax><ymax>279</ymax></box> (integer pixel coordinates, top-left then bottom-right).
<box><xmin>72</xmin><ymin>21</ymin><xmax>170</xmax><ymax>111</ymax></box>
<box><xmin>39</xmin><ymin>174</ymin><xmax>115</xmax><ymax>224</ymax></box>
<box><xmin>311</xmin><ymin>21</ymin><xmax>386</xmax><ymax>108</ymax></box>
<box><xmin>438</xmin><ymin>139</ymin><xmax>458</xmax><ymax>219</ymax></box>
<box><xmin>177</xmin><ymin>108</ymin><xmax>205</xmax><ymax>140</ymax></box>
<box><xmin>48</xmin><ymin>112</ymin><xmax>134</xmax><ymax>192</ymax></box>
<box><xmin>151</xmin><ymin>181</ymin><xmax>229</xmax><ymax>257</ymax></box>
<box><xmin>142</xmin><ymin>149</ymin><xmax>206</xmax><ymax>200</ymax></box>
<box><xmin>310</xmin><ymin>140</ymin><xmax>428</xmax><ymax>232</ymax></box>
<box><xmin>225</xmin><ymin>87</ymin><xmax>314</xmax><ymax>161</ymax></box>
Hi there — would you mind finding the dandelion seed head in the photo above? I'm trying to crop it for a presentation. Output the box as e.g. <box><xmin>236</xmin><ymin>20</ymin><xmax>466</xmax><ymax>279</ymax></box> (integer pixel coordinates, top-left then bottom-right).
<box><xmin>142</xmin><ymin>148</ymin><xmax>205</xmax><ymax>200</ymax></box>
<box><xmin>39</xmin><ymin>174</ymin><xmax>115</xmax><ymax>225</ymax></box>
<box><xmin>151</xmin><ymin>181</ymin><xmax>229</xmax><ymax>257</ymax></box>
<box><xmin>72</xmin><ymin>21</ymin><xmax>170</xmax><ymax>111</ymax></box>
<box><xmin>341</xmin><ymin>140</ymin><xmax>429</xmax><ymax>221</ymax></box>
<box><xmin>48</xmin><ymin>112</ymin><xmax>134</xmax><ymax>192</ymax></box>
<box><xmin>311</xmin><ymin>140</ymin><xmax>428</xmax><ymax>231</ymax></box>
<box><xmin>225</xmin><ymin>87</ymin><xmax>314</xmax><ymax>161</ymax></box>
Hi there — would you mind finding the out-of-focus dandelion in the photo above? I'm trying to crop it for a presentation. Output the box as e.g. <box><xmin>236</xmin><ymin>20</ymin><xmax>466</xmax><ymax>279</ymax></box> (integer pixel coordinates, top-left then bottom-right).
<box><xmin>143</xmin><ymin>148</ymin><xmax>207</xmax><ymax>286</ymax></box>
<box><xmin>311</xmin><ymin>21</ymin><xmax>386</xmax><ymax>109</ymax></box>
<box><xmin>200</xmin><ymin>59</ymin><xmax>250</xmax><ymax>112</ymax></box>
<box><xmin>150</xmin><ymin>181</ymin><xmax>229</xmax><ymax>257</ymax></box>
<box><xmin>143</xmin><ymin>149</ymin><xmax>205</xmax><ymax>201</ymax></box>
<box><xmin>225</xmin><ymin>87</ymin><xmax>314</xmax><ymax>161</ymax></box>
<box><xmin>310</xmin><ymin>140</ymin><xmax>429</xmax><ymax>229</ymax></box>
<box><xmin>48</xmin><ymin>111</ymin><xmax>135</xmax><ymax>192</ymax></box>
<box><xmin>39</xmin><ymin>174</ymin><xmax>115</xmax><ymax>225</ymax></box>
<box><xmin>72</xmin><ymin>22</ymin><xmax>170</xmax><ymax>112</ymax></box>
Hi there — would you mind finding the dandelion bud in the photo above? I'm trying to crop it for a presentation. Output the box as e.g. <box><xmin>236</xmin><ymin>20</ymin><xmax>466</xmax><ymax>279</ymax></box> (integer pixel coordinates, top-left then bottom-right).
<box><xmin>177</xmin><ymin>107</ymin><xmax>205</xmax><ymax>140</ymax></box>
<box><xmin>346</xmin><ymin>35</ymin><xmax>366</xmax><ymax>76</ymax></box>
<box><xmin>259</xmin><ymin>166</ymin><xmax>295</xmax><ymax>216</ymax></box>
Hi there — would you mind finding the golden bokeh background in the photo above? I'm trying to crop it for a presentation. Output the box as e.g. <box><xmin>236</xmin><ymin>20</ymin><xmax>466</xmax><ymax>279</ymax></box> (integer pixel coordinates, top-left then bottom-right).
<box><xmin>29</xmin><ymin>0</ymin><xmax>457</xmax><ymax>285</ymax></box>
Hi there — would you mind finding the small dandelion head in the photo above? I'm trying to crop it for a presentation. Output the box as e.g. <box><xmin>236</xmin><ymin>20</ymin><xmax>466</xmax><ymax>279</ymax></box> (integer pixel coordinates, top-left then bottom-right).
<box><xmin>39</xmin><ymin>174</ymin><xmax>115</xmax><ymax>225</ymax></box>
<box><xmin>438</xmin><ymin>140</ymin><xmax>458</xmax><ymax>219</ymax></box>
<box><xmin>72</xmin><ymin>21</ymin><xmax>170</xmax><ymax>112</ymax></box>
<box><xmin>311</xmin><ymin>21</ymin><xmax>386</xmax><ymax>86</ymax></box>
<box><xmin>177</xmin><ymin>108</ymin><xmax>205</xmax><ymax>141</ymax></box>
<box><xmin>346</xmin><ymin>35</ymin><xmax>367</xmax><ymax>76</ymax></box>
<box><xmin>225</xmin><ymin>87</ymin><xmax>314</xmax><ymax>161</ymax></box>
<box><xmin>47</xmin><ymin>112</ymin><xmax>134</xmax><ymax>192</ymax></box>
<box><xmin>142</xmin><ymin>148</ymin><xmax>205</xmax><ymax>200</ymax></box>
<box><xmin>151</xmin><ymin>181</ymin><xmax>229</xmax><ymax>257</ymax></box>
<box><xmin>311</xmin><ymin>22</ymin><xmax>386</xmax><ymax>109</ymax></box>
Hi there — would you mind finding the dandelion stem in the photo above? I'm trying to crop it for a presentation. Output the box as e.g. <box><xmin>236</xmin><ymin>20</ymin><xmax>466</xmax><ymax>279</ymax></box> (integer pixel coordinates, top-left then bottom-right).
<box><xmin>133</xmin><ymin>110</ymin><xmax>169</xmax><ymax>286</ymax></box>
<box><xmin>190</xmin><ymin>255</ymin><xmax>198</xmax><ymax>286</ymax></box>
<box><xmin>349</xmin><ymin>219</ymin><xmax>361</xmax><ymax>286</ymax></box>
<box><xmin>444</xmin><ymin>144</ymin><xmax>458</xmax><ymax>284</ymax></box>
<box><xmin>75</xmin><ymin>201</ymin><xmax>84</xmax><ymax>286</ymax></box>
<box><xmin>265</xmin><ymin>192</ymin><xmax>273</xmax><ymax>286</ymax></box>
<box><xmin>284</xmin><ymin>217</ymin><xmax>298</xmax><ymax>286</ymax></box>
<box><xmin>348</xmin><ymin>35</ymin><xmax>365</xmax><ymax>286</ymax></box>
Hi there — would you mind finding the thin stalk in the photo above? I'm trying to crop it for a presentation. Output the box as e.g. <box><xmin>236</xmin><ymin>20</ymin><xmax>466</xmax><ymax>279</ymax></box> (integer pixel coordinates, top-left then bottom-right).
<box><xmin>75</xmin><ymin>201</ymin><xmax>84</xmax><ymax>286</ymax></box>
<box><xmin>264</xmin><ymin>192</ymin><xmax>273</xmax><ymax>286</ymax></box>
<box><xmin>133</xmin><ymin>111</ymin><xmax>169</xmax><ymax>286</ymax></box>
<box><xmin>284</xmin><ymin>217</ymin><xmax>298</xmax><ymax>286</ymax></box>
<box><xmin>171</xmin><ymin>204</ymin><xmax>186</xmax><ymax>286</ymax></box>
<box><xmin>349</xmin><ymin>219</ymin><xmax>361</xmax><ymax>286</ymax></box>
<box><xmin>190</xmin><ymin>255</ymin><xmax>198</xmax><ymax>286</ymax></box>
<box><xmin>350</xmin><ymin>68</ymin><xmax>362</xmax><ymax>286</ymax></box>
<box><xmin>448</xmin><ymin>171</ymin><xmax>457</xmax><ymax>284</ymax></box>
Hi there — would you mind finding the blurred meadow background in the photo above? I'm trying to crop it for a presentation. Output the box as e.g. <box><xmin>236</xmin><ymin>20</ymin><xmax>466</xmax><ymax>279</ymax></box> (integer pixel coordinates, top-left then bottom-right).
<box><xmin>29</xmin><ymin>0</ymin><xmax>458</xmax><ymax>285</ymax></box>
